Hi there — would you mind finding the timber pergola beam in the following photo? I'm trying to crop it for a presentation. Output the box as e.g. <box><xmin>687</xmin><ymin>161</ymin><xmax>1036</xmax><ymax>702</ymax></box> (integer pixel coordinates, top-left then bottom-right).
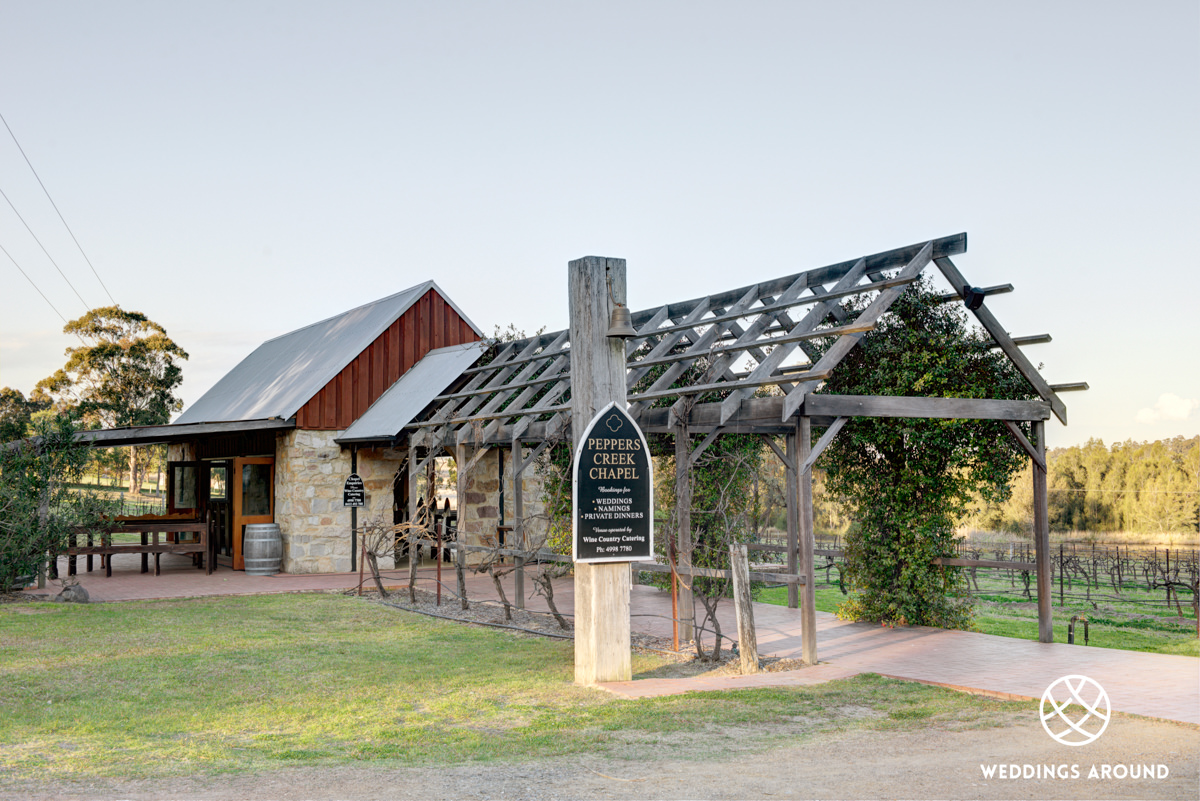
<box><xmin>803</xmin><ymin>394</ymin><xmax>1052</xmax><ymax>422</ymax></box>
<box><xmin>405</xmin><ymin>392</ymin><xmax>1055</xmax><ymax>448</ymax></box>
<box><xmin>394</xmin><ymin>231</ymin><xmax>1080</xmax><ymax>659</ymax></box>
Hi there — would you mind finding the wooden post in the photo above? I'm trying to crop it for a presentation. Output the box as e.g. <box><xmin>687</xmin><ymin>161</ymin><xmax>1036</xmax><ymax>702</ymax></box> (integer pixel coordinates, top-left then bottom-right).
<box><xmin>730</xmin><ymin>542</ymin><xmax>760</xmax><ymax>674</ymax></box>
<box><xmin>570</xmin><ymin>255</ymin><xmax>632</xmax><ymax>685</ymax></box>
<box><xmin>1033</xmin><ymin>420</ymin><xmax>1052</xmax><ymax>643</ymax></box>
<box><xmin>455</xmin><ymin>442</ymin><xmax>468</xmax><ymax>557</ymax></box>
<box><xmin>512</xmin><ymin>439</ymin><xmax>525</xmax><ymax>610</ymax></box>
<box><xmin>674</xmin><ymin>419</ymin><xmax>695</xmax><ymax>641</ymax></box>
<box><xmin>455</xmin><ymin>535</ymin><xmax>468</xmax><ymax>610</ymax></box>
<box><xmin>798</xmin><ymin>416</ymin><xmax>818</xmax><ymax>664</ymax></box>
<box><xmin>407</xmin><ymin>446</ymin><xmax>419</xmax><ymax>563</ymax></box>
<box><xmin>785</xmin><ymin>430</ymin><xmax>799</xmax><ymax>609</ymax></box>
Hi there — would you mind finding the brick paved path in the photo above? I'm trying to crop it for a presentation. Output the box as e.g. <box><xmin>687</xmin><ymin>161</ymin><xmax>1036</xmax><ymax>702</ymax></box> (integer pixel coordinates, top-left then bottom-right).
<box><xmin>24</xmin><ymin>553</ymin><xmax>1200</xmax><ymax>724</ymax></box>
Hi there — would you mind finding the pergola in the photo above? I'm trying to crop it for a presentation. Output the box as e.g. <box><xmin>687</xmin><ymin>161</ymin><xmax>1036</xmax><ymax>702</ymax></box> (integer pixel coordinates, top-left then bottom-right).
<box><xmin>403</xmin><ymin>232</ymin><xmax>1085</xmax><ymax>659</ymax></box>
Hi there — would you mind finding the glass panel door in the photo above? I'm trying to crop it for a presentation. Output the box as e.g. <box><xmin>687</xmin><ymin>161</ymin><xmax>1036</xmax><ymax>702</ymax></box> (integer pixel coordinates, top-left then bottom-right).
<box><xmin>167</xmin><ymin>461</ymin><xmax>201</xmax><ymax>515</ymax></box>
<box><xmin>231</xmin><ymin>457</ymin><xmax>274</xmax><ymax>570</ymax></box>
<box><xmin>206</xmin><ymin>462</ymin><xmax>232</xmax><ymax>560</ymax></box>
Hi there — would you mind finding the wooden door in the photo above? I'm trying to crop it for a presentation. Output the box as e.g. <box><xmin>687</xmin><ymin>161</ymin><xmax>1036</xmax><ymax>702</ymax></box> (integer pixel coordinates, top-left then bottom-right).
<box><xmin>231</xmin><ymin>457</ymin><xmax>274</xmax><ymax>570</ymax></box>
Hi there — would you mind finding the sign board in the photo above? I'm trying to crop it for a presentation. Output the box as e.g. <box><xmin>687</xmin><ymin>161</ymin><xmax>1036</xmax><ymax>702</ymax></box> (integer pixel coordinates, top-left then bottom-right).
<box><xmin>572</xmin><ymin>402</ymin><xmax>653</xmax><ymax>563</ymax></box>
<box><xmin>342</xmin><ymin>473</ymin><xmax>366</xmax><ymax>508</ymax></box>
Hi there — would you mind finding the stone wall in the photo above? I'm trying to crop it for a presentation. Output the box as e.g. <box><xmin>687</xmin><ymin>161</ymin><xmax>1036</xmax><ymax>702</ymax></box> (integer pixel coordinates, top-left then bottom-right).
<box><xmin>274</xmin><ymin>429</ymin><xmax>403</xmax><ymax>573</ymax></box>
<box><xmin>166</xmin><ymin>431</ymin><xmax>546</xmax><ymax>574</ymax></box>
<box><xmin>456</xmin><ymin>446</ymin><xmax>547</xmax><ymax>562</ymax></box>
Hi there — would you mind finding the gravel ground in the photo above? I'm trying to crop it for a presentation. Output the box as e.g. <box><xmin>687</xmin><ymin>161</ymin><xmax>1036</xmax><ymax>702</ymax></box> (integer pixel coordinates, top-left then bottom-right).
<box><xmin>364</xmin><ymin>587</ymin><xmax>805</xmax><ymax>678</ymax></box>
<box><xmin>10</xmin><ymin>715</ymin><xmax>1197</xmax><ymax>800</ymax></box>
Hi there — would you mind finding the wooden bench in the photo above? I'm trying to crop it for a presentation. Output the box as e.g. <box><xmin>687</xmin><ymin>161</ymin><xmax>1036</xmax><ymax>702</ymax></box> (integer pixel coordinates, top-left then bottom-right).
<box><xmin>66</xmin><ymin>514</ymin><xmax>211</xmax><ymax>578</ymax></box>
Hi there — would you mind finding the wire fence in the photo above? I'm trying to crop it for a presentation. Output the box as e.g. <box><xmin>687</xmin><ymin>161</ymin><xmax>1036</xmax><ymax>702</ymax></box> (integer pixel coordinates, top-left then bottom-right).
<box><xmin>751</xmin><ymin>531</ymin><xmax>1199</xmax><ymax>616</ymax></box>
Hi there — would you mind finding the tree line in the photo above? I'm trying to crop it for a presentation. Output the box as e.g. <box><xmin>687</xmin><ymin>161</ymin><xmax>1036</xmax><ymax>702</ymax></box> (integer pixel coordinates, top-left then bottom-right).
<box><xmin>968</xmin><ymin>436</ymin><xmax>1200</xmax><ymax>536</ymax></box>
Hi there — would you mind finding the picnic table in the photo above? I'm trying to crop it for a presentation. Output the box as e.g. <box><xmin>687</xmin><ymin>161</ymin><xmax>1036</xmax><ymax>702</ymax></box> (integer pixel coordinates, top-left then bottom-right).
<box><xmin>65</xmin><ymin>512</ymin><xmax>211</xmax><ymax>578</ymax></box>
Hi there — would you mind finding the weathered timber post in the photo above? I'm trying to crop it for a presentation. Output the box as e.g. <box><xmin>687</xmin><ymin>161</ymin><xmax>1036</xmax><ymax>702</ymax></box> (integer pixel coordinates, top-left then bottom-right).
<box><xmin>455</xmin><ymin>442</ymin><xmax>468</xmax><ymax>554</ymax></box>
<box><xmin>785</xmin><ymin>430</ymin><xmax>800</xmax><ymax>609</ymax></box>
<box><xmin>455</xmin><ymin>441</ymin><xmax>470</xmax><ymax>609</ymax></box>
<box><xmin>407</xmin><ymin>446</ymin><xmax>419</xmax><ymax>562</ymax></box>
<box><xmin>798</xmin><ymin>416</ymin><xmax>818</xmax><ymax>664</ymax></box>
<box><xmin>674</xmin><ymin>419</ymin><xmax>695</xmax><ymax>641</ymax></box>
<box><xmin>1033</xmin><ymin>420</ymin><xmax>1052</xmax><ymax>643</ymax></box>
<box><xmin>570</xmin><ymin>255</ymin><xmax>632</xmax><ymax>685</ymax></box>
<box><xmin>729</xmin><ymin>542</ymin><xmax>760</xmax><ymax>674</ymax></box>
<box><xmin>512</xmin><ymin>438</ymin><xmax>526</xmax><ymax>610</ymax></box>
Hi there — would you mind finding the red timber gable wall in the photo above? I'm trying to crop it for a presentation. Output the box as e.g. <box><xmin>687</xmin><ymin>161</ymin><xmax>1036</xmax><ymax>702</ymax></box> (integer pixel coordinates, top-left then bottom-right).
<box><xmin>295</xmin><ymin>289</ymin><xmax>479</xmax><ymax>430</ymax></box>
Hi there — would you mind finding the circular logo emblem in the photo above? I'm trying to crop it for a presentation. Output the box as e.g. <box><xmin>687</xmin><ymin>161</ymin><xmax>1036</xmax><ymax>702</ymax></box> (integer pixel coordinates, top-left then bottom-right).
<box><xmin>1040</xmin><ymin>674</ymin><xmax>1111</xmax><ymax>746</ymax></box>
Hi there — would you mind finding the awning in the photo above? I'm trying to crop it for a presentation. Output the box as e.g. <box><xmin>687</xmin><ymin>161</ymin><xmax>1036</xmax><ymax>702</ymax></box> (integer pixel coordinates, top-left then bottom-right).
<box><xmin>74</xmin><ymin>418</ymin><xmax>296</xmax><ymax>448</ymax></box>
<box><xmin>337</xmin><ymin>341</ymin><xmax>487</xmax><ymax>445</ymax></box>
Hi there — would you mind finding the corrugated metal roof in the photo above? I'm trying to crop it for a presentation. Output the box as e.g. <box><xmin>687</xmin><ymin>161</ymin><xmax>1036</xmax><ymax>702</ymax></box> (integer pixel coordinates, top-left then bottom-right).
<box><xmin>337</xmin><ymin>341</ymin><xmax>487</xmax><ymax>444</ymax></box>
<box><xmin>177</xmin><ymin>281</ymin><xmax>482</xmax><ymax>424</ymax></box>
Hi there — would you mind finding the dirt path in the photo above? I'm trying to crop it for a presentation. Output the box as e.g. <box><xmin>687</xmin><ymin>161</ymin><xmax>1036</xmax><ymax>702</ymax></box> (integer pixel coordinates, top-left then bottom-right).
<box><xmin>13</xmin><ymin>713</ymin><xmax>1197</xmax><ymax>800</ymax></box>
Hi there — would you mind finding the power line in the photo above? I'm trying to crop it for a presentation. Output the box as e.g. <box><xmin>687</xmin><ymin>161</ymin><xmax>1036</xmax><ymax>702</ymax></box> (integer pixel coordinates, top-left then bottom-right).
<box><xmin>0</xmin><ymin>183</ymin><xmax>91</xmax><ymax>313</ymax></box>
<box><xmin>0</xmin><ymin>110</ymin><xmax>116</xmax><ymax>305</ymax></box>
<box><xmin>0</xmin><ymin>240</ymin><xmax>70</xmax><ymax>325</ymax></box>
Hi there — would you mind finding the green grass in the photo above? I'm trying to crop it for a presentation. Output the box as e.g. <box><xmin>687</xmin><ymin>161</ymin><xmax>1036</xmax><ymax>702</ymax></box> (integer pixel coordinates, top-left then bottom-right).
<box><xmin>0</xmin><ymin>594</ymin><xmax>1025</xmax><ymax>782</ymax></box>
<box><xmin>758</xmin><ymin>579</ymin><xmax>1200</xmax><ymax>657</ymax></box>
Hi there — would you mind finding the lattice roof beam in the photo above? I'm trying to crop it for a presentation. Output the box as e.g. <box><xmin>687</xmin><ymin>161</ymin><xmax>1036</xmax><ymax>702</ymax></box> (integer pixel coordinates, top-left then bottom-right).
<box><xmin>782</xmin><ymin>241</ymin><xmax>935</xmax><ymax>421</ymax></box>
<box><xmin>412</xmin><ymin>340</ymin><xmax>517</xmax><ymax>447</ymax></box>
<box><xmin>624</xmin><ymin>297</ymin><xmax>714</xmax><ymax>390</ymax></box>
<box><xmin>411</xmin><ymin>233</ymin><xmax>971</xmax><ymax>442</ymax></box>
<box><xmin>627</xmin><ymin>285</ymin><xmax>761</xmax><ymax>418</ymax></box>
<box><xmin>433</xmin><ymin>335</ymin><xmax>555</xmax><ymax>447</ymax></box>
<box><xmin>720</xmin><ymin>257</ymin><xmax>870</xmax><ymax>425</ymax></box>
<box><xmin>457</xmin><ymin>339</ymin><xmax>569</xmax><ymax>446</ymax></box>
<box><xmin>627</xmin><ymin>233</ymin><xmax>966</xmax><ymax>331</ymax></box>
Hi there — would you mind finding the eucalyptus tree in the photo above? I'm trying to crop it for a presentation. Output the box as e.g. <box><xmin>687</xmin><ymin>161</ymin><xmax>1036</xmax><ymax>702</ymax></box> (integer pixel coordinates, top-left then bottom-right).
<box><xmin>36</xmin><ymin>306</ymin><xmax>188</xmax><ymax>494</ymax></box>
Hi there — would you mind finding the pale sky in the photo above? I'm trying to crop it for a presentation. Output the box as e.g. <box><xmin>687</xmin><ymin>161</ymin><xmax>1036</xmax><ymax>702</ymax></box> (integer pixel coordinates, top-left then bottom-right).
<box><xmin>1</xmin><ymin>1</ymin><xmax>1196</xmax><ymax>448</ymax></box>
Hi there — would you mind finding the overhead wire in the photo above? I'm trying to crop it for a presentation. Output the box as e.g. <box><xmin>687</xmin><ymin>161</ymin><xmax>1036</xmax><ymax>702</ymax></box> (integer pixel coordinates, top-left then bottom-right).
<box><xmin>0</xmin><ymin>110</ymin><xmax>116</xmax><ymax>305</ymax></box>
<box><xmin>0</xmin><ymin>241</ymin><xmax>70</xmax><ymax>325</ymax></box>
<box><xmin>0</xmin><ymin>183</ymin><xmax>91</xmax><ymax>313</ymax></box>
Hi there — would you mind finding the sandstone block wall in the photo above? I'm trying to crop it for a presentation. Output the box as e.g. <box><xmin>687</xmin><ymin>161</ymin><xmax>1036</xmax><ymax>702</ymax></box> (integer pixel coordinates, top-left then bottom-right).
<box><xmin>274</xmin><ymin>429</ymin><xmax>403</xmax><ymax>573</ymax></box>
<box><xmin>456</xmin><ymin>446</ymin><xmax>547</xmax><ymax>563</ymax></box>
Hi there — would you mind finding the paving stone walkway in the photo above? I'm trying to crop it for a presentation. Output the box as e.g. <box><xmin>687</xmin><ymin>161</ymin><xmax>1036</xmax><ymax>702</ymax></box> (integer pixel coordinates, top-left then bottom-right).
<box><xmin>23</xmin><ymin>553</ymin><xmax>1200</xmax><ymax>725</ymax></box>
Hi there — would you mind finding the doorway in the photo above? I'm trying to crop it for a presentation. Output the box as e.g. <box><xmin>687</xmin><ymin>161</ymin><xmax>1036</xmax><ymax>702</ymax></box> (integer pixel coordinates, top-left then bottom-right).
<box><xmin>231</xmin><ymin>457</ymin><xmax>274</xmax><ymax>570</ymax></box>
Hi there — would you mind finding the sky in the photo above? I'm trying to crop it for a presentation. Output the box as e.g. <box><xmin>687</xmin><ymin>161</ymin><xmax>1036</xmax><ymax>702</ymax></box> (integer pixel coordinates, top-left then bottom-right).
<box><xmin>1</xmin><ymin>0</ymin><xmax>1196</xmax><ymax>449</ymax></box>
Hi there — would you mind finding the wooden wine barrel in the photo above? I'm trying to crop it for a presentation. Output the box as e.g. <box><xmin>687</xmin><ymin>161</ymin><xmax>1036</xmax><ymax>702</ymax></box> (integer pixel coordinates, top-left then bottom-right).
<box><xmin>243</xmin><ymin>523</ymin><xmax>282</xmax><ymax>575</ymax></box>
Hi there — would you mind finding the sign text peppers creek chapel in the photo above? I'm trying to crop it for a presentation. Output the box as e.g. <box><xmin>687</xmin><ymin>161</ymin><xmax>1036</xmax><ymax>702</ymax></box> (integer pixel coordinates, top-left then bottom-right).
<box><xmin>572</xmin><ymin>402</ymin><xmax>653</xmax><ymax>562</ymax></box>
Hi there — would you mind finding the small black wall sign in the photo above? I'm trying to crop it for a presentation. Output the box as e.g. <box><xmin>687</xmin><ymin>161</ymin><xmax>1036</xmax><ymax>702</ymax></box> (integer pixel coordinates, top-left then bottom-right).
<box><xmin>342</xmin><ymin>473</ymin><xmax>366</xmax><ymax>508</ymax></box>
<box><xmin>573</xmin><ymin>402</ymin><xmax>654</xmax><ymax>563</ymax></box>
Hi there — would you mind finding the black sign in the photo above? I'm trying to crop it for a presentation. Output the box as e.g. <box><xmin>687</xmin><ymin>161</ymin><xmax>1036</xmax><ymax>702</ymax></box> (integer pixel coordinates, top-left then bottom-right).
<box><xmin>573</xmin><ymin>402</ymin><xmax>653</xmax><ymax>563</ymax></box>
<box><xmin>342</xmin><ymin>473</ymin><xmax>366</xmax><ymax>508</ymax></box>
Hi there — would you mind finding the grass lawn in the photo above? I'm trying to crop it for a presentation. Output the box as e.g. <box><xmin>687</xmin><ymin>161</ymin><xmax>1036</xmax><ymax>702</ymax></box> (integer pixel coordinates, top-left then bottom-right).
<box><xmin>758</xmin><ymin>583</ymin><xmax>1200</xmax><ymax>657</ymax></box>
<box><xmin>0</xmin><ymin>593</ymin><xmax>1025</xmax><ymax>782</ymax></box>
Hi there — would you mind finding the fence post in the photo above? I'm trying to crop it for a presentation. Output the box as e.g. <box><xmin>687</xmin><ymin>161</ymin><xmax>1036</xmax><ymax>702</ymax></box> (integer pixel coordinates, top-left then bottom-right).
<box><xmin>730</xmin><ymin>542</ymin><xmax>760</xmax><ymax>674</ymax></box>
